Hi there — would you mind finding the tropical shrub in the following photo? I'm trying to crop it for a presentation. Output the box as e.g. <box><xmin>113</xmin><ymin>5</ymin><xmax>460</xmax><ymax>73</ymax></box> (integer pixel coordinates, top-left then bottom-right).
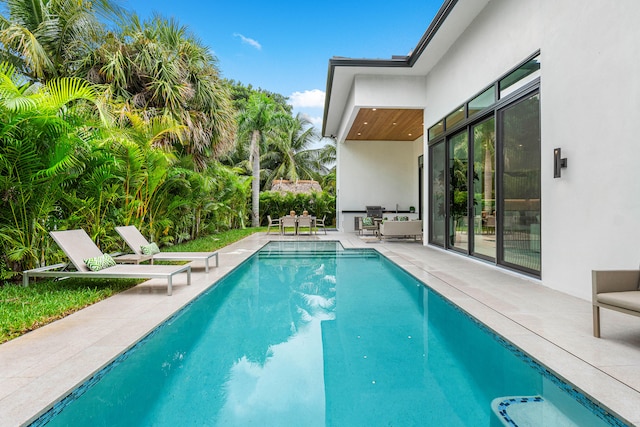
<box><xmin>0</xmin><ymin>62</ymin><xmax>252</xmax><ymax>279</ymax></box>
<box><xmin>0</xmin><ymin>63</ymin><xmax>106</xmax><ymax>273</ymax></box>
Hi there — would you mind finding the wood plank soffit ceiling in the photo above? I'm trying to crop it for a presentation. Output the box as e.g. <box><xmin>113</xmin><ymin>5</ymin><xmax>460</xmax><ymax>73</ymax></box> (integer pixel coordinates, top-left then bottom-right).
<box><xmin>346</xmin><ymin>108</ymin><xmax>424</xmax><ymax>141</ymax></box>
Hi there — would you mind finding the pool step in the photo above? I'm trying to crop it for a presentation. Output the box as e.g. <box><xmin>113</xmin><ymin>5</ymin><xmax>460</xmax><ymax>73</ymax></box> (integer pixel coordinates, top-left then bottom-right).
<box><xmin>258</xmin><ymin>250</ymin><xmax>379</xmax><ymax>259</ymax></box>
<box><xmin>491</xmin><ymin>395</ymin><xmax>593</xmax><ymax>427</ymax></box>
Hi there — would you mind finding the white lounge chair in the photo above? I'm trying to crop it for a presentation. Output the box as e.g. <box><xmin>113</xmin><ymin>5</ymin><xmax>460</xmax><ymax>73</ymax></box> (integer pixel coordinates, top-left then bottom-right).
<box><xmin>115</xmin><ymin>226</ymin><xmax>218</xmax><ymax>273</ymax></box>
<box><xmin>22</xmin><ymin>229</ymin><xmax>191</xmax><ymax>296</ymax></box>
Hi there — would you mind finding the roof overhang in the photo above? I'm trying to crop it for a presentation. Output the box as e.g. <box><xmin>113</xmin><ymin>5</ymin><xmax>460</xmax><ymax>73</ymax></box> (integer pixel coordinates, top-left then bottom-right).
<box><xmin>322</xmin><ymin>0</ymin><xmax>491</xmax><ymax>142</ymax></box>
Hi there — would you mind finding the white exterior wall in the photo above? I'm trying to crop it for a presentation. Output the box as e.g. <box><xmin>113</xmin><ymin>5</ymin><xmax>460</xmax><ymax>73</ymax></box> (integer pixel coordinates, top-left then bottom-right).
<box><xmin>353</xmin><ymin>75</ymin><xmax>427</xmax><ymax>108</ymax></box>
<box><xmin>337</xmin><ymin>138</ymin><xmax>421</xmax><ymax>232</ymax></box>
<box><xmin>424</xmin><ymin>0</ymin><xmax>541</xmax><ymax>123</ymax></box>
<box><xmin>423</xmin><ymin>0</ymin><xmax>640</xmax><ymax>299</ymax></box>
<box><xmin>539</xmin><ymin>1</ymin><xmax>640</xmax><ymax>298</ymax></box>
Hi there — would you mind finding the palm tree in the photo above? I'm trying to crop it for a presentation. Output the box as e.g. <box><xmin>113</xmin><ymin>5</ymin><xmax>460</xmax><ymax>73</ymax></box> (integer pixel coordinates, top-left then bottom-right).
<box><xmin>263</xmin><ymin>113</ymin><xmax>328</xmax><ymax>185</ymax></box>
<box><xmin>77</xmin><ymin>14</ymin><xmax>236</xmax><ymax>170</ymax></box>
<box><xmin>317</xmin><ymin>137</ymin><xmax>336</xmax><ymax>168</ymax></box>
<box><xmin>0</xmin><ymin>0</ymin><xmax>123</xmax><ymax>81</ymax></box>
<box><xmin>237</xmin><ymin>93</ymin><xmax>287</xmax><ymax>227</ymax></box>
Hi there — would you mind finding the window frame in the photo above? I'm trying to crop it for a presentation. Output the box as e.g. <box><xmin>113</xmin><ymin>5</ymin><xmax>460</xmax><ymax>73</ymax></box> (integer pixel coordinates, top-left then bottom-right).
<box><xmin>426</xmin><ymin>52</ymin><xmax>542</xmax><ymax>277</ymax></box>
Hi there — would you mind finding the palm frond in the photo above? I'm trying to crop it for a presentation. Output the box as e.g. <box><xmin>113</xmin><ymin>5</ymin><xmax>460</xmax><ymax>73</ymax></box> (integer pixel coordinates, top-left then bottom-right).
<box><xmin>41</xmin><ymin>76</ymin><xmax>96</xmax><ymax>108</ymax></box>
<box><xmin>0</xmin><ymin>24</ymin><xmax>54</xmax><ymax>78</ymax></box>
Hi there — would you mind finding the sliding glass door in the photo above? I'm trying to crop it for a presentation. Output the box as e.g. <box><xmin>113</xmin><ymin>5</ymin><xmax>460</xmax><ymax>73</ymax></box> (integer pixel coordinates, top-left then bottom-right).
<box><xmin>427</xmin><ymin>91</ymin><xmax>540</xmax><ymax>276</ymax></box>
<box><xmin>429</xmin><ymin>142</ymin><xmax>446</xmax><ymax>246</ymax></box>
<box><xmin>449</xmin><ymin>132</ymin><xmax>469</xmax><ymax>251</ymax></box>
<box><xmin>472</xmin><ymin>117</ymin><xmax>496</xmax><ymax>260</ymax></box>
<box><xmin>499</xmin><ymin>93</ymin><xmax>541</xmax><ymax>273</ymax></box>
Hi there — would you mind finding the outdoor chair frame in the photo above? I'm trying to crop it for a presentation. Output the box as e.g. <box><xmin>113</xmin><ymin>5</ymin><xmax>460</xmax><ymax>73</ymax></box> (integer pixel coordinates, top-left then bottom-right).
<box><xmin>115</xmin><ymin>226</ymin><xmax>218</xmax><ymax>273</ymax></box>
<box><xmin>23</xmin><ymin>229</ymin><xmax>191</xmax><ymax>296</ymax></box>
<box><xmin>267</xmin><ymin>215</ymin><xmax>281</xmax><ymax>234</ymax></box>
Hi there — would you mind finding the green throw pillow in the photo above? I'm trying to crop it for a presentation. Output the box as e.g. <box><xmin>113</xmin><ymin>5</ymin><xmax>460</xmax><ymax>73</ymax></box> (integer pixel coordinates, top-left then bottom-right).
<box><xmin>84</xmin><ymin>254</ymin><xmax>116</xmax><ymax>271</ymax></box>
<box><xmin>362</xmin><ymin>217</ymin><xmax>374</xmax><ymax>226</ymax></box>
<box><xmin>141</xmin><ymin>242</ymin><xmax>160</xmax><ymax>255</ymax></box>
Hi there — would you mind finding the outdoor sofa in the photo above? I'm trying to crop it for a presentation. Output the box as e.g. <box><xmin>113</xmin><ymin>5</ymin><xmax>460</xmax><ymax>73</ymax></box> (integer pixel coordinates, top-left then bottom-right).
<box><xmin>592</xmin><ymin>269</ymin><xmax>640</xmax><ymax>337</ymax></box>
<box><xmin>23</xmin><ymin>229</ymin><xmax>191</xmax><ymax>296</ymax></box>
<box><xmin>378</xmin><ymin>219</ymin><xmax>423</xmax><ymax>241</ymax></box>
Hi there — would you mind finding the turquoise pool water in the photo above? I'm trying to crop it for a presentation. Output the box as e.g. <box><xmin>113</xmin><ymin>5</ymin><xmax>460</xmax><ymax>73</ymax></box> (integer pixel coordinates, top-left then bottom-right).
<box><xmin>34</xmin><ymin>242</ymin><xmax>625</xmax><ymax>426</ymax></box>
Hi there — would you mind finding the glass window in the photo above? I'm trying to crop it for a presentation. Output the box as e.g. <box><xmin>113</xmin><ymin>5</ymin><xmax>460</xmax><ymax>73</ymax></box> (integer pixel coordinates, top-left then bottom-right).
<box><xmin>499</xmin><ymin>55</ymin><xmax>541</xmax><ymax>98</ymax></box>
<box><xmin>428</xmin><ymin>121</ymin><xmax>444</xmax><ymax>141</ymax></box>
<box><xmin>468</xmin><ymin>87</ymin><xmax>495</xmax><ymax>117</ymax></box>
<box><xmin>472</xmin><ymin>117</ymin><xmax>496</xmax><ymax>260</ymax></box>
<box><xmin>445</xmin><ymin>106</ymin><xmax>465</xmax><ymax>130</ymax></box>
<box><xmin>499</xmin><ymin>93</ymin><xmax>541</xmax><ymax>274</ymax></box>
<box><xmin>425</xmin><ymin>54</ymin><xmax>541</xmax><ymax>276</ymax></box>
<box><xmin>429</xmin><ymin>142</ymin><xmax>446</xmax><ymax>246</ymax></box>
<box><xmin>449</xmin><ymin>131</ymin><xmax>469</xmax><ymax>252</ymax></box>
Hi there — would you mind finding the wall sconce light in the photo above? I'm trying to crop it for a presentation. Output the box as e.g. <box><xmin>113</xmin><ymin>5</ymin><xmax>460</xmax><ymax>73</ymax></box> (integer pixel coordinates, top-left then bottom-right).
<box><xmin>553</xmin><ymin>148</ymin><xmax>568</xmax><ymax>178</ymax></box>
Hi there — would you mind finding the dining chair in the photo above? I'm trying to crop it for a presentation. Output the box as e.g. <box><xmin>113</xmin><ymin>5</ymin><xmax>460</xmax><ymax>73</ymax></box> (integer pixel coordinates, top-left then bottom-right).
<box><xmin>267</xmin><ymin>215</ymin><xmax>281</xmax><ymax>234</ymax></box>
<box><xmin>297</xmin><ymin>215</ymin><xmax>312</xmax><ymax>235</ymax></box>
<box><xmin>315</xmin><ymin>215</ymin><xmax>327</xmax><ymax>234</ymax></box>
<box><xmin>281</xmin><ymin>216</ymin><xmax>297</xmax><ymax>235</ymax></box>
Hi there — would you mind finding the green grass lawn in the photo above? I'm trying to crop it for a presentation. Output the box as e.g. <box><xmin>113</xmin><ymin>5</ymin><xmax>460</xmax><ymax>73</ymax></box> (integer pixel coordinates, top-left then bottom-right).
<box><xmin>0</xmin><ymin>227</ymin><xmax>265</xmax><ymax>344</ymax></box>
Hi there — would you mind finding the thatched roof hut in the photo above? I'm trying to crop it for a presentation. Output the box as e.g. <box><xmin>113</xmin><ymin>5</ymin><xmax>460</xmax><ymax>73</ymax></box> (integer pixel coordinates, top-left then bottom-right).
<box><xmin>270</xmin><ymin>179</ymin><xmax>322</xmax><ymax>194</ymax></box>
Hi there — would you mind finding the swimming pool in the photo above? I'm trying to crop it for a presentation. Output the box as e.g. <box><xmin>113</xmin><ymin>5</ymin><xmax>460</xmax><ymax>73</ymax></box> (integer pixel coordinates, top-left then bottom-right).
<box><xmin>33</xmin><ymin>241</ymin><xmax>626</xmax><ymax>426</ymax></box>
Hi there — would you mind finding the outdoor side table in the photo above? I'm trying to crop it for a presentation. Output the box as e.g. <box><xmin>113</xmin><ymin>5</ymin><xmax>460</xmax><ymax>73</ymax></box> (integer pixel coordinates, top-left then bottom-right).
<box><xmin>113</xmin><ymin>253</ymin><xmax>153</xmax><ymax>264</ymax></box>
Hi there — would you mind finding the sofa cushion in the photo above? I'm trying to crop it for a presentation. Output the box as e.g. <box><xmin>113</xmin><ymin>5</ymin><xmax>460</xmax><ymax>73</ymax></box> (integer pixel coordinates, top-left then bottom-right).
<box><xmin>362</xmin><ymin>217</ymin><xmax>374</xmax><ymax>226</ymax></box>
<box><xmin>597</xmin><ymin>291</ymin><xmax>640</xmax><ymax>312</ymax></box>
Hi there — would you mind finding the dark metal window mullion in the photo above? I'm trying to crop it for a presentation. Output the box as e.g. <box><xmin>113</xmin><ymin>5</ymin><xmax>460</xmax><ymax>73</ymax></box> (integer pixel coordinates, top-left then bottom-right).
<box><xmin>495</xmin><ymin>108</ymin><xmax>505</xmax><ymax>266</ymax></box>
<box><xmin>467</xmin><ymin>125</ymin><xmax>475</xmax><ymax>255</ymax></box>
<box><xmin>444</xmin><ymin>137</ymin><xmax>451</xmax><ymax>250</ymax></box>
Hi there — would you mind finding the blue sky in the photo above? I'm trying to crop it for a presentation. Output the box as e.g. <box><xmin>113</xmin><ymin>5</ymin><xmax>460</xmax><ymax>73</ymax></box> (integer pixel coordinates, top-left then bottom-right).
<box><xmin>120</xmin><ymin>0</ymin><xmax>443</xmax><ymax>136</ymax></box>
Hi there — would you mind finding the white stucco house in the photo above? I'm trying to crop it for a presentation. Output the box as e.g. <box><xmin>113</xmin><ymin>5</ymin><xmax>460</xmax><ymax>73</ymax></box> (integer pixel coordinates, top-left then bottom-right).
<box><xmin>322</xmin><ymin>0</ymin><xmax>640</xmax><ymax>300</ymax></box>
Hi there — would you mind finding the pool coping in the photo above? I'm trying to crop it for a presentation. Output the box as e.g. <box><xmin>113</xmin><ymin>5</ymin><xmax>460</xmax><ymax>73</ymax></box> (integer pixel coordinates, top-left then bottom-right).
<box><xmin>1</xmin><ymin>232</ymin><xmax>639</xmax><ymax>426</ymax></box>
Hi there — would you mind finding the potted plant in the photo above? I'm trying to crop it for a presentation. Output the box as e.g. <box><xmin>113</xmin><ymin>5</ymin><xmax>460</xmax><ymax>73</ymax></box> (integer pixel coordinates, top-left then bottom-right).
<box><xmin>409</xmin><ymin>206</ymin><xmax>415</xmax><ymax>213</ymax></box>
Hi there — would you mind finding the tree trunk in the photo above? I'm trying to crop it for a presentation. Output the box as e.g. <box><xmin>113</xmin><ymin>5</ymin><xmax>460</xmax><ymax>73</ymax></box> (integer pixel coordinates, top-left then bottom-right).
<box><xmin>251</xmin><ymin>130</ymin><xmax>260</xmax><ymax>227</ymax></box>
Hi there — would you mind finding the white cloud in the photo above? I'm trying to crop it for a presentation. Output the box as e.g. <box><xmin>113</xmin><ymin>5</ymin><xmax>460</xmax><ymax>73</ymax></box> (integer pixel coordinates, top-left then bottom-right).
<box><xmin>289</xmin><ymin>89</ymin><xmax>325</xmax><ymax>108</ymax></box>
<box><xmin>217</xmin><ymin>319</ymin><xmax>326</xmax><ymax>424</ymax></box>
<box><xmin>299</xmin><ymin>112</ymin><xmax>323</xmax><ymax>128</ymax></box>
<box><xmin>233</xmin><ymin>33</ymin><xmax>262</xmax><ymax>50</ymax></box>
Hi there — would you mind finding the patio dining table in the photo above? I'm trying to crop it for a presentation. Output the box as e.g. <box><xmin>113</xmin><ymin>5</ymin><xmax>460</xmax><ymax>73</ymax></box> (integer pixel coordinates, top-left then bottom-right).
<box><xmin>280</xmin><ymin>215</ymin><xmax>316</xmax><ymax>235</ymax></box>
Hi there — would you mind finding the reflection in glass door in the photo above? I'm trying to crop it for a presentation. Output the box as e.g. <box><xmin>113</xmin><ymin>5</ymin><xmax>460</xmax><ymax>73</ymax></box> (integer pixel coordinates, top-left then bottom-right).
<box><xmin>429</xmin><ymin>142</ymin><xmax>446</xmax><ymax>246</ymax></box>
<box><xmin>472</xmin><ymin>117</ymin><xmax>496</xmax><ymax>260</ymax></box>
<box><xmin>499</xmin><ymin>93</ymin><xmax>541</xmax><ymax>274</ymax></box>
<box><xmin>449</xmin><ymin>132</ymin><xmax>468</xmax><ymax>251</ymax></box>
<box><xmin>427</xmin><ymin>89</ymin><xmax>541</xmax><ymax>276</ymax></box>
